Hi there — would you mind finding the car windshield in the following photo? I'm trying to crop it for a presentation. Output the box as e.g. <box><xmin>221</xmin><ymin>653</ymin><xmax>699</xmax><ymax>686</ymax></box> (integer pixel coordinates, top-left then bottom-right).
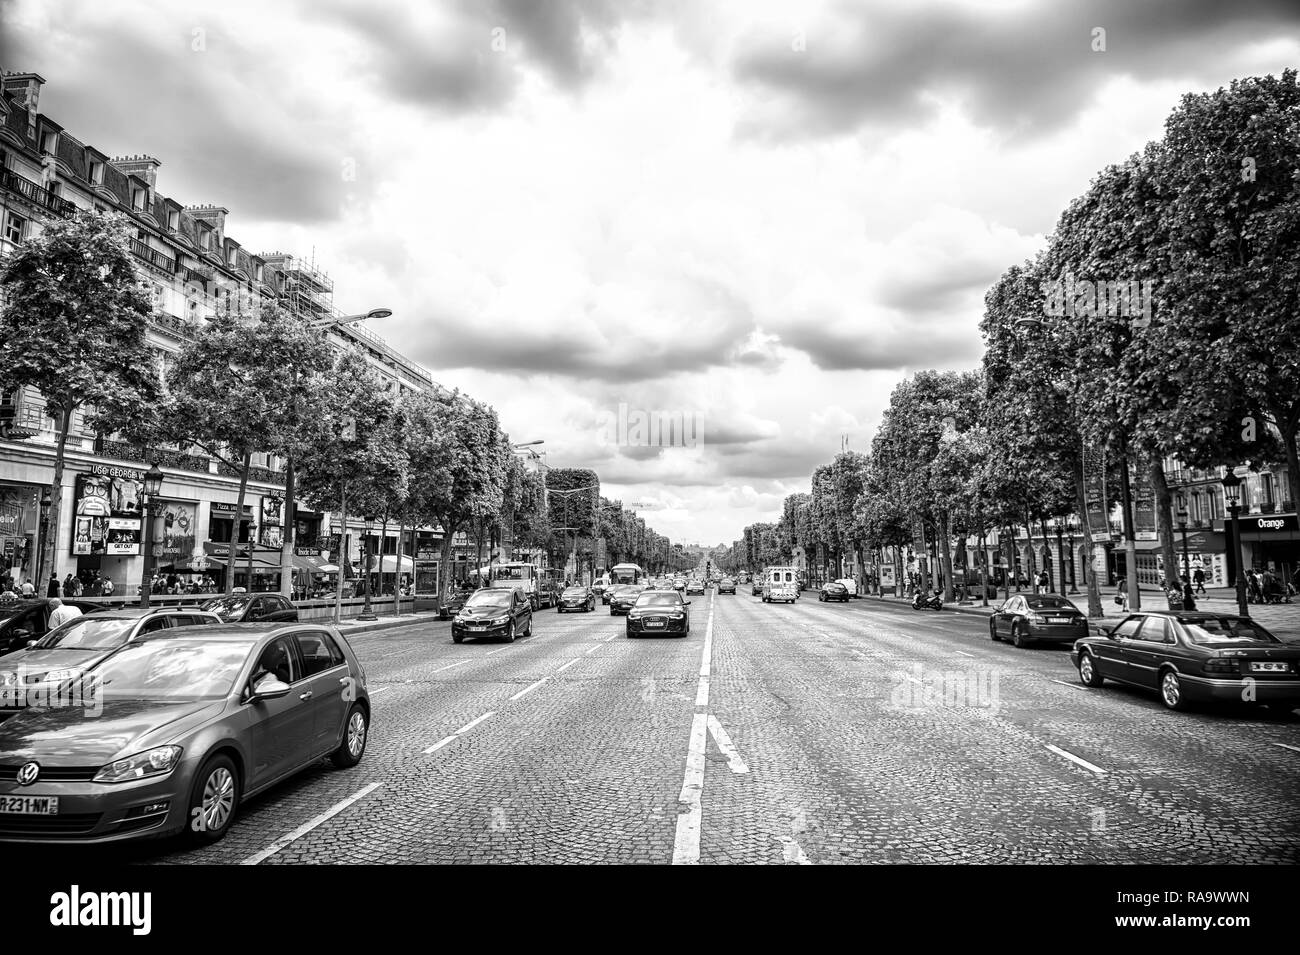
<box><xmin>38</xmin><ymin>617</ymin><xmax>137</xmax><ymax>650</ymax></box>
<box><xmin>721</xmin><ymin>579</ymin><xmax>733</xmax><ymax>585</ymax></box>
<box><xmin>464</xmin><ymin>592</ymin><xmax>512</xmax><ymax>611</ymax></box>
<box><xmin>636</xmin><ymin>593</ymin><xmax>683</xmax><ymax>607</ymax></box>
<box><xmin>91</xmin><ymin>639</ymin><xmax>255</xmax><ymax>701</ymax></box>
<box><xmin>1026</xmin><ymin>597</ymin><xmax>1076</xmax><ymax>610</ymax></box>
<box><xmin>1181</xmin><ymin>617</ymin><xmax>1281</xmax><ymax>644</ymax></box>
<box><xmin>562</xmin><ymin>588</ymin><xmax>587</xmax><ymax>596</ymax></box>
<box><xmin>201</xmin><ymin>596</ymin><xmax>251</xmax><ymax>618</ymax></box>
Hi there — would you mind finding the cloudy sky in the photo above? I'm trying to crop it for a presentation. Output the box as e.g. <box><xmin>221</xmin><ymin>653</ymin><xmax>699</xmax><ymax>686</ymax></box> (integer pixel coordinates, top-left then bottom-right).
<box><xmin>3</xmin><ymin>0</ymin><xmax>1297</xmax><ymax>545</ymax></box>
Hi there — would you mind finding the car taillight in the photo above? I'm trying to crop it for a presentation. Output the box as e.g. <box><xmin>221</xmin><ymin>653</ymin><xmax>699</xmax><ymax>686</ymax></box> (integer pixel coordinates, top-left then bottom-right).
<box><xmin>1203</xmin><ymin>658</ymin><xmax>1240</xmax><ymax>675</ymax></box>
<box><xmin>1028</xmin><ymin>613</ymin><xmax>1046</xmax><ymax>624</ymax></box>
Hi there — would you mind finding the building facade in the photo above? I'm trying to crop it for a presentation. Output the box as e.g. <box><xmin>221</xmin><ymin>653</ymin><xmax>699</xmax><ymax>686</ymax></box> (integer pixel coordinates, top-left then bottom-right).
<box><xmin>0</xmin><ymin>70</ymin><xmax>445</xmax><ymax>598</ymax></box>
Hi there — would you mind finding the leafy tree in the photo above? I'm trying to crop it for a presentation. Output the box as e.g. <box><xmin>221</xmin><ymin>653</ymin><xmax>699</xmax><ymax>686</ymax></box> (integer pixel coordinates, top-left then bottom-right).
<box><xmin>0</xmin><ymin>210</ymin><xmax>158</xmax><ymax>584</ymax></box>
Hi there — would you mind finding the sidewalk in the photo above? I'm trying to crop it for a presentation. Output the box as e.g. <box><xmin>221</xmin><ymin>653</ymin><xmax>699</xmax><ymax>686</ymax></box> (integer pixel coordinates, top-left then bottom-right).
<box><xmin>329</xmin><ymin>609</ymin><xmax>445</xmax><ymax>636</ymax></box>
<box><xmin>850</xmin><ymin>587</ymin><xmax>1300</xmax><ymax>642</ymax></box>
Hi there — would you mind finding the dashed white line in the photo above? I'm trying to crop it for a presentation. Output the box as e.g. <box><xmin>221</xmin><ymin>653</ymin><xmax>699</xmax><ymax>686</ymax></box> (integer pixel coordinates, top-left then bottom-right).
<box><xmin>1272</xmin><ymin>742</ymin><xmax>1300</xmax><ymax>754</ymax></box>
<box><xmin>509</xmin><ymin>678</ymin><xmax>549</xmax><ymax>702</ymax></box>
<box><xmin>423</xmin><ymin>735</ymin><xmax>458</xmax><ymax>754</ymax></box>
<box><xmin>780</xmin><ymin>835</ymin><xmax>812</xmax><ymax>865</ymax></box>
<box><xmin>240</xmin><ymin>782</ymin><xmax>383</xmax><ymax>865</ymax></box>
<box><xmin>954</xmin><ymin>650</ymin><xmax>975</xmax><ymax>658</ymax></box>
<box><xmin>603</xmin><ymin>634</ymin><xmax>617</xmax><ymax>642</ymax></box>
<box><xmin>370</xmin><ymin>686</ymin><xmax>392</xmax><ymax>694</ymax></box>
<box><xmin>583</xmin><ymin>645</ymin><xmax>601</xmax><ymax>656</ymax></box>
<box><xmin>706</xmin><ymin>716</ymin><xmax>749</xmax><ymax>774</ymax></box>
<box><xmin>431</xmin><ymin>659</ymin><xmax>471</xmax><ymax>673</ymax></box>
<box><xmin>1044</xmin><ymin>743</ymin><xmax>1106</xmax><ymax>775</ymax></box>
<box><xmin>1050</xmin><ymin>679</ymin><xmax>1086</xmax><ymax>691</ymax></box>
<box><xmin>555</xmin><ymin>658</ymin><xmax>580</xmax><ymax>673</ymax></box>
<box><xmin>455</xmin><ymin>711</ymin><xmax>495</xmax><ymax>735</ymax></box>
<box><xmin>673</xmin><ymin>595</ymin><xmax>714</xmax><ymax>866</ymax></box>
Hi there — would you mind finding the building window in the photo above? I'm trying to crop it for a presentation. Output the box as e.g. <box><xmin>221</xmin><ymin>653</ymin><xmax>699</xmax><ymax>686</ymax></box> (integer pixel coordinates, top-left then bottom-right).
<box><xmin>254</xmin><ymin>263</ymin><xmax>264</xmax><ymax>282</ymax></box>
<box><xmin>131</xmin><ymin>188</ymin><xmax>145</xmax><ymax>211</ymax></box>
<box><xmin>200</xmin><ymin>230</ymin><xmax>211</xmax><ymax>250</ymax></box>
<box><xmin>4</xmin><ymin>213</ymin><xmax>26</xmax><ymax>244</ymax></box>
<box><xmin>167</xmin><ymin>209</ymin><xmax>180</xmax><ymax>231</ymax></box>
<box><xmin>41</xmin><ymin>131</ymin><xmax>58</xmax><ymax>154</ymax></box>
<box><xmin>89</xmin><ymin>160</ymin><xmax>104</xmax><ymax>185</ymax></box>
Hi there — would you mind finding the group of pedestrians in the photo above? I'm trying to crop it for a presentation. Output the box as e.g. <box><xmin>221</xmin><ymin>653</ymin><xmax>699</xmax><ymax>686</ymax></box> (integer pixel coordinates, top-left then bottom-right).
<box><xmin>1245</xmin><ymin>567</ymin><xmax>1296</xmax><ymax>604</ymax></box>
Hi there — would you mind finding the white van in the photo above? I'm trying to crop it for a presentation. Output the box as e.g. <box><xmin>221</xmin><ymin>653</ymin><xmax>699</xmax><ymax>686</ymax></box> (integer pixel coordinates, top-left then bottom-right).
<box><xmin>762</xmin><ymin>566</ymin><xmax>799</xmax><ymax>603</ymax></box>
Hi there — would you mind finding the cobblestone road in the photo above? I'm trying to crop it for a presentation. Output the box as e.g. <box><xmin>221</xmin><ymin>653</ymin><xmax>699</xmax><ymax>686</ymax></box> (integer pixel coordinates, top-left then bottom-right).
<box><xmin>48</xmin><ymin>591</ymin><xmax>1300</xmax><ymax>864</ymax></box>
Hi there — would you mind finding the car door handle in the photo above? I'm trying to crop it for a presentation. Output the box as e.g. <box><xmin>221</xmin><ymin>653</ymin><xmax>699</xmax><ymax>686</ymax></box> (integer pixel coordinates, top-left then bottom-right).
<box><xmin>338</xmin><ymin>677</ymin><xmax>350</xmax><ymax>686</ymax></box>
<box><xmin>299</xmin><ymin>691</ymin><xmax>313</xmax><ymax>701</ymax></box>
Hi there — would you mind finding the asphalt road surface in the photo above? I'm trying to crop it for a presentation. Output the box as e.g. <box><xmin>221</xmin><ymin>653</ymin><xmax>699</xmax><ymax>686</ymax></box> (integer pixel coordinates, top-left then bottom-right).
<box><xmin>42</xmin><ymin>591</ymin><xmax>1300</xmax><ymax>864</ymax></box>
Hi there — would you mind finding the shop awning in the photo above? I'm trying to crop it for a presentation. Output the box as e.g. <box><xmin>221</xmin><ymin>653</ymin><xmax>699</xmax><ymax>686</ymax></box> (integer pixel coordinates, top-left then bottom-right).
<box><xmin>367</xmin><ymin>554</ymin><xmax>414</xmax><ymax>573</ymax></box>
<box><xmin>293</xmin><ymin>553</ymin><xmax>333</xmax><ymax>574</ymax></box>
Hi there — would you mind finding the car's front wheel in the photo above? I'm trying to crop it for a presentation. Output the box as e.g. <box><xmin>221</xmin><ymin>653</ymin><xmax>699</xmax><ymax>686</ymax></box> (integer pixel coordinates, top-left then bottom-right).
<box><xmin>989</xmin><ymin>620</ymin><xmax>1000</xmax><ymax>642</ymax></box>
<box><xmin>331</xmin><ymin>704</ymin><xmax>368</xmax><ymax>768</ymax></box>
<box><xmin>1078</xmin><ymin>652</ymin><xmax>1104</xmax><ymax>687</ymax></box>
<box><xmin>502</xmin><ymin>621</ymin><xmax>516</xmax><ymax>643</ymax></box>
<box><xmin>186</xmin><ymin>754</ymin><xmax>240</xmax><ymax>845</ymax></box>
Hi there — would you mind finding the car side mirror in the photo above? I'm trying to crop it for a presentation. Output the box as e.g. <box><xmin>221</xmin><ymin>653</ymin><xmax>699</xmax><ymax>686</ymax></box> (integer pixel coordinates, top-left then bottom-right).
<box><xmin>250</xmin><ymin>676</ymin><xmax>291</xmax><ymax>701</ymax></box>
<box><xmin>25</xmin><ymin>640</ymin><xmax>36</xmax><ymax>648</ymax></box>
<box><xmin>1098</xmin><ymin>625</ymin><xmax>1116</xmax><ymax>638</ymax></box>
<box><xmin>12</xmin><ymin>629</ymin><xmax>29</xmax><ymax>640</ymax></box>
<box><xmin>684</xmin><ymin>599</ymin><xmax>691</xmax><ymax>605</ymax></box>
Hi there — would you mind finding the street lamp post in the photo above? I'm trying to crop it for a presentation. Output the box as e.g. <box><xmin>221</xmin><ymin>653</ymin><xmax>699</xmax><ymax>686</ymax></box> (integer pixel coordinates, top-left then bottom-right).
<box><xmin>36</xmin><ymin>488</ymin><xmax>52</xmax><ymax>592</ymax></box>
<box><xmin>1066</xmin><ymin>514</ymin><xmax>1079</xmax><ymax>594</ymax></box>
<box><xmin>1176</xmin><ymin>493</ymin><xmax>1191</xmax><ymax>591</ymax></box>
<box><xmin>137</xmin><ymin>462</ymin><xmax>164</xmax><ymax>608</ymax></box>
<box><xmin>1221</xmin><ymin>472</ymin><xmax>1249</xmax><ymax>617</ymax></box>
<box><xmin>357</xmin><ymin>525</ymin><xmax>377</xmax><ymax>621</ymax></box>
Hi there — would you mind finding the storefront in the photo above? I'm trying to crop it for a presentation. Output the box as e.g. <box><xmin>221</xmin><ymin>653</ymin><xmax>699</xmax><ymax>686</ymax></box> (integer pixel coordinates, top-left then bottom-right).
<box><xmin>69</xmin><ymin>464</ymin><xmax>144</xmax><ymax>592</ymax></box>
<box><xmin>0</xmin><ymin>482</ymin><xmax>39</xmax><ymax>586</ymax></box>
<box><xmin>1237</xmin><ymin>513</ymin><xmax>1299</xmax><ymax>586</ymax></box>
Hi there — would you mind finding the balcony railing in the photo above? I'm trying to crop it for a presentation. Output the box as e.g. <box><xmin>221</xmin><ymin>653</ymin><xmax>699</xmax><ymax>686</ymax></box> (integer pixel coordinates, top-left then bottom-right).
<box><xmin>0</xmin><ymin>168</ymin><xmax>77</xmax><ymax>217</ymax></box>
<box><xmin>95</xmin><ymin>438</ymin><xmax>214</xmax><ymax>476</ymax></box>
<box><xmin>129</xmin><ymin>238</ymin><xmax>175</xmax><ymax>273</ymax></box>
<box><xmin>215</xmin><ymin>460</ymin><xmax>286</xmax><ymax>485</ymax></box>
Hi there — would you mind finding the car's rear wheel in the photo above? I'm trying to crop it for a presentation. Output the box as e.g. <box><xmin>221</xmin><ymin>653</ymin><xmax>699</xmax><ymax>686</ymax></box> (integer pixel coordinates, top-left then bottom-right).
<box><xmin>1159</xmin><ymin>669</ymin><xmax>1189</xmax><ymax>711</ymax></box>
<box><xmin>502</xmin><ymin>621</ymin><xmax>516</xmax><ymax>643</ymax></box>
<box><xmin>331</xmin><ymin>704</ymin><xmax>368</xmax><ymax>768</ymax></box>
<box><xmin>989</xmin><ymin>620</ymin><xmax>1000</xmax><ymax>642</ymax></box>
<box><xmin>523</xmin><ymin>615</ymin><xmax>533</xmax><ymax>636</ymax></box>
<box><xmin>1078</xmin><ymin>652</ymin><xmax>1104</xmax><ymax>687</ymax></box>
<box><xmin>186</xmin><ymin>754</ymin><xmax>240</xmax><ymax>845</ymax></box>
<box><xmin>1011</xmin><ymin>623</ymin><xmax>1029</xmax><ymax>648</ymax></box>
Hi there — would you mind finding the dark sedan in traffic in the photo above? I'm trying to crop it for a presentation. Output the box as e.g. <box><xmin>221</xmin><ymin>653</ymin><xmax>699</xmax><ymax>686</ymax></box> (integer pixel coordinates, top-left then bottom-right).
<box><xmin>1071</xmin><ymin>611</ymin><xmax>1300</xmax><ymax>711</ymax></box>
<box><xmin>557</xmin><ymin>586</ymin><xmax>595</xmax><ymax>613</ymax></box>
<box><xmin>199</xmin><ymin>593</ymin><xmax>299</xmax><ymax>623</ymax></box>
<box><xmin>818</xmin><ymin>582</ymin><xmax>850</xmax><ymax>603</ymax></box>
<box><xmin>989</xmin><ymin>594</ymin><xmax>1088</xmax><ymax>647</ymax></box>
<box><xmin>717</xmin><ymin>578</ymin><xmax>736</xmax><ymax>595</ymax></box>
<box><xmin>0</xmin><ymin>623</ymin><xmax>370</xmax><ymax>845</ymax></box>
<box><xmin>626</xmin><ymin>591</ymin><xmax>691</xmax><ymax>637</ymax></box>
<box><xmin>608</xmin><ymin>585</ymin><xmax>642</xmax><ymax>616</ymax></box>
<box><xmin>452</xmin><ymin>588</ymin><xmax>533</xmax><ymax>643</ymax></box>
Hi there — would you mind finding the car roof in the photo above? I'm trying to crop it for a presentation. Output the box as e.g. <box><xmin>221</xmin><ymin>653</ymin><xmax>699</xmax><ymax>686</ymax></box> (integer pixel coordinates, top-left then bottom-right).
<box><xmin>133</xmin><ymin>622</ymin><xmax>329</xmax><ymax>642</ymax></box>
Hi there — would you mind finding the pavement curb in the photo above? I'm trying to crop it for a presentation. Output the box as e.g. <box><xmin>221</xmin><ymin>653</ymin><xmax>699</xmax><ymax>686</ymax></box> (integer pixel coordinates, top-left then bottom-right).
<box><xmin>330</xmin><ymin>612</ymin><xmax>446</xmax><ymax>636</ymax></box>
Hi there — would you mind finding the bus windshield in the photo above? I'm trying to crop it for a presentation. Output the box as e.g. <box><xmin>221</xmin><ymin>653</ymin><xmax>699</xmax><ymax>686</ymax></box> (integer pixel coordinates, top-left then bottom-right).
<box><xmin>492</xmin><ymin>565</ymin><xmax>532</xmax><ymax>581</ymax></box>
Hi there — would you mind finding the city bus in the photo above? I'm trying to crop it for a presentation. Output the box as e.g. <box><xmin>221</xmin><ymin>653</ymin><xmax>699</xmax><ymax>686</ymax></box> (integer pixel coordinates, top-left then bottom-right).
<box><xmin>489</xmin><ymin>562</ymin><xmax>560</xmax><ymax>610</ymax></box>
<box><xmin>609</xmin><ymin>563</ymin><xmax>647</xmax><ymax>586</ymax></box>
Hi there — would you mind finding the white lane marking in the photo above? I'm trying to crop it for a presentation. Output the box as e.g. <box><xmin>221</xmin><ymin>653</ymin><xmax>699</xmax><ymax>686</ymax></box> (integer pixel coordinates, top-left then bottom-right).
<box><xmin>555</xmin><ymin>658</ymin><xmax>580</xmax><ymax>673</ymax></box>
<box><xmin>509</xmin><ymin>677</ymin><xmax>549</xmax><ymax>702</ymax></box>
<box><xmin>1044</xmin><ymin>743</ymin><xmax>1106</xmax><ymax>775</ymax></box>
<box><xmin>1050</xmin><ymin>679</ymin><xmax>1086</xmax><ymax>691</ymax></box>
<box><xmin>370</xmin><ymin>686</ymin><xmax>392</xmax><ymax>694</ymax></box>
<box><xmin>484</xmin><ymin>647</ymin><xmax>512</xmax><ymax>657</ymax></box>
<box><xmin>240</xmin><ymin>782</ymin><xmax>383</xmax><ymax>865</ymax></box>
<box><xmin>431</xmin><ymin>659</ymin><xmax>470</xmax><ymax>673</ymax></box>
<box><xmin>455</xmin><ymin>711</ymin><xmax>495</xmax><ymax>735</ymax></box>
<box><xmin>780</xmin><ymin>836</ymin><xmax>812</xmax><ymax>865</ymax></box>
<box><xmin>954</xmin><ymin>650</ymin><xmax>975</xmax><ymax>658</ymax></box>
<box><xmin>673</xmin><ymin>594</ymin><xmax>714</xmax><ymax>866</ymax></box>
<box><xmin>603</xmin><ymin>634</ymin><xmax>617</xmax><ymax>642</ymax></box>
<box><xmin>423</xmin><ymin>735</ymin><xmax>458</xmax><ymax>754</ymax></box>
<box><xmin>706</xmin><ymin>716</ymin><xmax>749</xmax><ymax>774</ymax></box>
<box><xmin>583</xmin><ymin>645</ymin><xmax>601</xmax><ymax>656</ymax></box>
<box><xmin>1273</xmin><ymin>742</ymin><xmax>1300</xmax><ymax>754</ymax></box>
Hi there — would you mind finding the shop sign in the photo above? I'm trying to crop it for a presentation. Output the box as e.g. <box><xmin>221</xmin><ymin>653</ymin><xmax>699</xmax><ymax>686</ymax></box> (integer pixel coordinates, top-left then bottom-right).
<box><xmin>71</xmin><ymin>472</ymin><xmax>141</xmax><ymax>556</ymax></box>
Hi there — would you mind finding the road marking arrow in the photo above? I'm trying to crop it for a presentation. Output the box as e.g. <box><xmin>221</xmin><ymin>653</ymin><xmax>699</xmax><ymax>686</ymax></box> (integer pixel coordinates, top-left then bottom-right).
<box><xmin>706</xmin><ymin>715</ymin><xmax>749</xmax><ymax>774</ymax></box>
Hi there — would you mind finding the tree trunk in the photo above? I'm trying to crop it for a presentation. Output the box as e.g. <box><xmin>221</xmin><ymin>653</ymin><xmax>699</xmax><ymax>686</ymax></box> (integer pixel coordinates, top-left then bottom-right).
<box><xmin>378</xmin><ymin>511</ymin><xmax>390</xmax><ymax>596</ymax></box>
<box><xmin>1023</xmin><ymin>512</ymin><xmax>1039</xmax><ymax>595</ymax></box>
<box><xmin>1003</xmin><ymin>525</ymin><xmax>1014</xmax><ymax>599</ymax></box>
<box><xmin>226</xmin><ymin>452</ymin><xmax>252</xmax><ymax>595</ymax></box>
<box><xmin>1075</xmin><ymin>464</ymin><xmax>1104</xmax><ymax>618</ymax></box>
<box><xmin>1151</xmin><ymin>461</ymin><xmax>1180</xmax><ymax>590</ymax></box>
<box><xmin>437</xmin><ymin>518</ymin><xmax>457</xmax><ymax>606</ymax></box>
<box><xmin>1268</xmin><ymin>402</ymin><xmax>1300</xmax><ymax>511</ymax></box>
<box><xmin>1040</xmin><ymin>516</ymin><xmax>1052</xmax><ymax>590</ymax></box>
<box><xmin>279</xmin><ymin>457</ymin><xmax>295</xmax><ymax>600</ymax></box>
<box><xmin>41</xmin><ymin>405</ymin><xmax>76</xmax><ymax>591</ymax></box>
<box><xmin>940</xmin><ymin>510</ymin><xmax>954</xmax><ymax>602</ymax></box>
<box><xmin>394</xmin><ymin>518</ymin><xmax>405</xmax><ymax>616</ymax></box>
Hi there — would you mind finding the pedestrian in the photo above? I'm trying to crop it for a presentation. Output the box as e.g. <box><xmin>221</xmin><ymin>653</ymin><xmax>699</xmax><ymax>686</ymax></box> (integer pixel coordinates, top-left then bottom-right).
<box><xmin>20</xmin><ymin>579</ymin><xmax>35</xmax><ymax>597</ymax></box>
<box><xmin>47</xmin><ymin>573</ymin><xmax>59</xmax><ymax>597</ymax></box>
<box><xmin>1192</xmin><ymin>566</ymin><xmax>1206</xmax><ymax>595</ymax></box>
<box><xmin>1182</xmin><ymin>580</ymin><xmax>1197</xmax><ymax>612</ymax></box>
<box><xmin>101</xmin><ymin>576</ymin><xmax>114</xmax><ymax>598</ymax></box>
<box><xmin>67</xmin><ymin>574</ymin><xmax>83</xmax><ymax>597</ymax></box>
<box><xmin>1115</xmin><ymin>575</ymin><xmax>1128</xmax><ymax>612</ymax></box>
<box><xmin>63</xmin><ymin>572</ymin><xmax>75</xmax><ymax>595</ymax></box>
<box><xmin>1247</xmin><ymin>569</ymin><xmax>1263</xmax><ymax>604</ymax></box>
<box><xmin>47</xmin><ymin>597</ymin><xmax>82</xmax><ymax>630</ymax></box>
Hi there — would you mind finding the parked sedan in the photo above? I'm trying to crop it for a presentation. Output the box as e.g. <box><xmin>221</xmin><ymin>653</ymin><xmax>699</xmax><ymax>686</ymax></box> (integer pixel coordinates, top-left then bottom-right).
<box><xmin>557</xmin><ymin>586</ymin><xmax>595</xmax><ymax>613</ymax></box>
<box><xmin>1072</xmin><ymin>611</ymin><xmax>1300</xmax><ymax>711</ymax></box>
<box><xmin>199</xmin><ymin>593</ymin><xmax>299</xmax><ymax>623</ymax></box>
<box><xmin>0</xmin><ymin>599</ymin><xmax>103</xmax><ymax>655</ymax></box>
<box><xmin>0</xmin><ymin>608</ymin><xmax>221</xmax><ymax>720</ymax></box>
<box><xmin>0</xmin><ymin>623</ymin><xmax>369</xmax><ymax>845</ymax></box>
<box><xmin>818</xmin><ymin>581</ymin><xmax>850</xmax><ymax>603</ymax></box>
<box><xmin>717</xmin><ymin>578</ymin><xmax>736</xmax><ymax>595</ymax></box>
<box><xmin>452</xmin><ymin>588</ymin><xmax>533</xmax><ymax>643</ymax></box>
<box><xmin>989</xmin><ymin>594</ymin><xmax>1088</xmax><ymax>647</ymax></box>
<box><xmin>626</xmin><ymin>591</ymin><xmax>691</xmax><ymax>638</ymax></box>
<box><xmin>607</xmin><ymin>585</ymin><xmax>641</xmax><ymax>616</ymax></box>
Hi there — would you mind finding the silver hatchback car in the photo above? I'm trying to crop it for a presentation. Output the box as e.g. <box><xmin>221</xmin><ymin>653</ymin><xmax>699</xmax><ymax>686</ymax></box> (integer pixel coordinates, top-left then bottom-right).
<box><xmin>0</xmin><ymin>622</ymin><xmax>370</xmax><ymax>846</ymax></box>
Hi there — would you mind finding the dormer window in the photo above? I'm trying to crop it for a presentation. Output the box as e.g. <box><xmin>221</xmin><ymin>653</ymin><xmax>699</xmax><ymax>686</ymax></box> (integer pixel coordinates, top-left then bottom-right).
<box><xmin>41</xmin><ymin>131</ymin><xmax>58</xmax><ymax>155</ymax></box>
<box><xmin>199</xmin><ymin>230</ymin><xmax>211</xmax><ymax>250</ymax></box>
<box><xmin>254</xmin><ymin>263</ymin><xmax>264</xmax><ymax>282</ymax></box>
<box><xmin>89</xmin><ymin>160</ymin><xmax>104</xmax><ymax>185</ymax></box>
<box><xmin>167</xmin><ymin>209</ymin><xmax>179</xmax><ymax>231</ymax></box>
<box><xmin>228</xmin><ymin>246</ymin><xmax>238</xmax><ymax>266</ymax></box>
<box><xmin>131</xmin><ymin>188</ymin><xmax>146</xmax><ymax>211</ymax></box>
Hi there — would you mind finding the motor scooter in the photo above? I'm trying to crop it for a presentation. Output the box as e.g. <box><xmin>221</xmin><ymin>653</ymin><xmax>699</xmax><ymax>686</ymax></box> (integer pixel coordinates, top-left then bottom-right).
<box><xmin>911</xmin><ymin>590</ymin><xmax>943</xmax><ymax>610</ymax></box>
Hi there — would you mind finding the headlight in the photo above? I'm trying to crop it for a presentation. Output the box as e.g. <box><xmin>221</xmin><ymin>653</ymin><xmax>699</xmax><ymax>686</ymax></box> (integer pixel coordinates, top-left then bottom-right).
<box><xmin>491</xmin><ymin>615</ymin><xmax>510</xmax><ymax>625</ymax></box>
<box><xmin>93</xmin><ymin>745</ymin><xmax>183</xmax><ymax>784</ymax></box>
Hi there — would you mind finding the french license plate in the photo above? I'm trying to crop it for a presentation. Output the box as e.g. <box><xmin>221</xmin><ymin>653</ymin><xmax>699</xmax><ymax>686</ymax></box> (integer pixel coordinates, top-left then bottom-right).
<box><xmin>646</xmin><ymin>620</ymin><xmax>665</xmax><ymax>628</ymax></box>
<box><xmin>1049</xmin><ymin>617</ymin><xmax>1070</xmax><ymax>624</ymax></box>
<box><xmin>469</xmin><ymin>626</ymin><xmax>486</xmax><ymax>632</ymax></box>
<box><xmin>0</xmin><ymin>795</ymin><xmax>58</xmax><ymax>815</ymax></box>
<box><xmin>1251</xmin><ymin>662</ymin><xmax>1289</xmax><ymax>672</ymax></box>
